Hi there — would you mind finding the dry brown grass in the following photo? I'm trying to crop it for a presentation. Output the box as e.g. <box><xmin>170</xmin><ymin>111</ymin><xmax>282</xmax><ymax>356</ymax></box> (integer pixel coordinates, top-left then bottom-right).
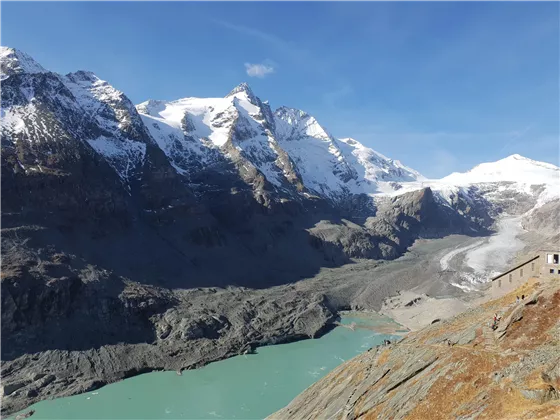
<box><xmin>505</xmin><ymin>290</ymin><xmax>560</xmax><ymax>350</ymax></box>
<box><xmin>375</xmin><ymin>349</ymin><xmax>391</xmax><ymax>366</ymax></box>
<box><xmin>527</xmin><ymin>403</ymin><xmax>560</xmax><ymax>419</ymax></box>
<box><xmin>354</xmin><ymin>357</ymin><xmax>404</xmax><ymax>419</ymax></box>
<box><xmin>346</xmin><ymin>280</ymin><xmax>560</xmax><ymax>420</ymax></box>
<box><xmin>350</xmin><ymin>367</ymin><xmax>366</xmax><ymax>386</ymax></box>
<box><xmin>395</xmin><ymin>281</ymin><xmax>559</xmax><ymax>419</ymax></box>
<box><xmin>481</xmin><ymin>383</ymin><xmax>560</xmax><ymax>420</ymax></box>
<box><xmin>406</xmin><ymin>347</ymin><xmax>513</xmax><ymax>420</ymax></box>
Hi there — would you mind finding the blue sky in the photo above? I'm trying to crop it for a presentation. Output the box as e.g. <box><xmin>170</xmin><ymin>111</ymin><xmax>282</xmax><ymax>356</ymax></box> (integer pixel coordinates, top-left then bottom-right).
<box><xmin>2</xmin><ymin>2</ymin><xmax>559</xmax><ymax>177</ymax></box>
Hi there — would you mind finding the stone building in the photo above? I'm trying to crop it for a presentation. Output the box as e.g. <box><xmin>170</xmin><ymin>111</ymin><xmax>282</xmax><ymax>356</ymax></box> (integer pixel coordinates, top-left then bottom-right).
<box><xmin>491</xmin><ymin>250</ymin><xmax>560</xmax><ymax>297</ymax></box>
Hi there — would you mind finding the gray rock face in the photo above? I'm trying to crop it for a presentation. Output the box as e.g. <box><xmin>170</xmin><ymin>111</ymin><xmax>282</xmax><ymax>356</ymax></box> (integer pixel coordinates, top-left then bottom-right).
<box><xmin>1</xmin><ymin>381</ymin><xmax>29</xmax><ymax>397</ymax></box>
<box><xmin>520</xmin><ymin>386</ymin><xmax>559</xmax><ymax>404</ymax></box>
<box><xmin>522</xmin><ymin>199</ymin><xmax>560</xmax><ymax>244</ymax></box>
<box><xmin>268</xmin><ymin>344</ymin><xmax>443</xmax><ymax>420</ymax></box>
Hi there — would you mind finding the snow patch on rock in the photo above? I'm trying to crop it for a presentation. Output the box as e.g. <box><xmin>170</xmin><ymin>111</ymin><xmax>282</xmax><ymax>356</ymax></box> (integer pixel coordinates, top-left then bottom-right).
<box><xmin>0</xmin><ymin>46</ymin><xmax>47</xmax><ymax>80</ymax></box>
<box><xmin>87</xmin><ymin>136</ymin><xmax>146</xmax><ymax>183</ymax></box>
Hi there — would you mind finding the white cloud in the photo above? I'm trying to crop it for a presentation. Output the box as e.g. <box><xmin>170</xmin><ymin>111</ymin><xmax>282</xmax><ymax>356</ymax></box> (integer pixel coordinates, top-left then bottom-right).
<box><xmin>245</xmin><ymin>62</ymin><xmax>275</xmax><ymax>78</ymax></box>
<box><xmin>213</xmin><ymin>19</ymin><xmax>332</xmax><ymax>78</ymax></box>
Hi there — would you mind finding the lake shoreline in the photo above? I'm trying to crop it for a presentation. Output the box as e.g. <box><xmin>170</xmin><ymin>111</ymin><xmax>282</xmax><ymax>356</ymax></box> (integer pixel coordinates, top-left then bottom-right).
<box><xmin>336</xmin><ymin>311</ymin><xmax>410</xmax><ymax>335</ymax></box>
<box><xmin>8</xmin><ymin>315</ymin><xmax>402</xmax><ymax>420</ymax></box>
<box><xmin>2</xmin><ymin>235</ymin><xmax>484</xmax><ymax>418</ymax></box>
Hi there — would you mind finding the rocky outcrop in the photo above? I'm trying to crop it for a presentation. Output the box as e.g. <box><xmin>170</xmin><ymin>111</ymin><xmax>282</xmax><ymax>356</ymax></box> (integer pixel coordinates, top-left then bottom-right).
<box><xmin>494</xmin><ymin>304</ymin><xmax>524</xmax><ymax>340</ymax></box>
<box><xmin>1</xmin><ymin>381</ymin><xmax>29</xmax><ymax>397</ymax></box>
<box><xmin>522</xmin><ymin>199</ymin><xmax>560</xmax><ymax>249</ymax></box>
<box><xmin>270</xmin><ymin>279</ymin><xmax>560</xmax><ymax>419</ymax></box>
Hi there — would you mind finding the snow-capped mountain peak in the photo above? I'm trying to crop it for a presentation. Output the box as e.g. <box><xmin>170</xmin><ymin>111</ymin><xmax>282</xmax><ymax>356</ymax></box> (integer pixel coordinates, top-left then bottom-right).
<box><xmin>498</xmin><ymin>153</ymin><xmax>559</xmax><ymax>171</ymax></box>
<box><xmin>338</xmin><ymin>137</ymin><xmax>426</xmax><ymax>184</ymax></box>
<box><xmin>0</xmin><ymin>48</ymin><xmax>151</xmax><ymax>185</ymax></box>
<box><xmin>135</xmin><ymin>81</ymin><xmax>425</xmax><ymax>200</ymax></box>
<box><xmin>275</xmin><ymin>106</ymin><xmax>331</xmax><ymax>140</ymax></box>
<box><xmin>0</xmin><ymin>46</ymin><xmax>47</xmax><ymax>80</ymax></box>
<box><xmin>135</xmin><ymin>99</ymin><xmax>167</xmax><ymax>117</ymax></box>
<box><xmin>273</xmin><ymin>107</ymin><xmax>425</xmax><ymax>198</ymax></box>
<box><xmin>225</xmin><ymin>82</ymin><xmax>258</xmax><ymax>104</ymax></box>
<box><xmin>339</xmin><ymin>137</ymin><xmax>359</xmax><ymax>146</ymax></box>
<box><xmin>275</xmin><ymin>106</ymin><xmax>309</xmax><ymax>121</ymax></box>
<box><xmin>441</xmin><ymin>153</ymin><xmax>560</xmax><ymax>186</ymax></box>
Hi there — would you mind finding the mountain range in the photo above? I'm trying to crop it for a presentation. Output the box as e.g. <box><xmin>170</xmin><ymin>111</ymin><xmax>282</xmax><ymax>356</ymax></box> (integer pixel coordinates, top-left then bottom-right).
<box><xmin>1</xmin><ymin>46</ymin><xmax>559</xmax><ymax>415</ymax></box>
<box><xmin>2</xmin><ymin>44</ymin><xmax>559</xmax><ymax>285</ymax></box>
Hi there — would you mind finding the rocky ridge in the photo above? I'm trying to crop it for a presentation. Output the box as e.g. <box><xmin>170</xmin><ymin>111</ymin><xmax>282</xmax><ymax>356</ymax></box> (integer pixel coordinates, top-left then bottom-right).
<box><xmin>270</xmin><ymin>278</ymin><xmax>560</xmax><ymax>420</ymax></box>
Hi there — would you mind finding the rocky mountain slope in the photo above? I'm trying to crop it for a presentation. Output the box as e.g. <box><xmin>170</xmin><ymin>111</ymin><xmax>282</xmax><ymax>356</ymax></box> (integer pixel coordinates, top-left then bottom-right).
<box><xmin>1</xmin><ymin>46</ymin><xmax>559</xmax><ymax>416</ymax></box>
<box><xmin>270</xmin><ymin>278</ymin><xmax>560</xmax><ymax>420</ymax></box>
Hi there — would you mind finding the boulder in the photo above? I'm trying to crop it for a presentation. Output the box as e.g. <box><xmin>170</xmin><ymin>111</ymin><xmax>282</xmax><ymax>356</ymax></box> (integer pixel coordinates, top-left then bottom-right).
<box><xmin>37</xmin><ymin>375</ymin><xmax>55</xmax><ymax>388</ymax></box>
<box><xmin>541</xmin><ymin>360</ymin><xmax>560</xmax><ymax>387</ymax></box>
<box><xmin>29</xmin><ymin>373</ymin><xmax>45</xmax><ymax>382</ymax></box>
<box><xmin>524</xmin><ymin>290</ymin><xmax>542</xmax><ymax>306</ymax></box>
<box><xmin>1</xmin><ymin>381</ymin><xmax>29</xmax><ymax>397</ymax></box>
<box><xmin>15</xmin><ymin>410</ymin><xmax>35</xmax><ymax>420</ymax></box>
<box><xmin>521</xmin><ymin>385</ymin><xmax>559</xmax><ymax>404</ymax></box>
<box><xmin>26</xmin><ymin>388</ymin><xmax>38</xmax><ymax>398</ymax></box>
<box><xmin>495</xmin><ymin>305</ymin><xmax>524</xmax><ymax>340</ymax></box>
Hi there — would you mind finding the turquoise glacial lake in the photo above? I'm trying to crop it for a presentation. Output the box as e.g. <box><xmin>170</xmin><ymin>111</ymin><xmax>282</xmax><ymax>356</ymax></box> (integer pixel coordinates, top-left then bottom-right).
<box><xmin>14</xmin><ymin>315</ymin><xmax>402</xmax><ymax>419</ymax></box>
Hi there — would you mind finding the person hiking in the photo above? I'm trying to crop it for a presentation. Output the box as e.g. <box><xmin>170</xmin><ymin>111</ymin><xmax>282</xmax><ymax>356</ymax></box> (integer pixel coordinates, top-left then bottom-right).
<box><xmin>491</xmin><ymin>313</ymin><xmax>500</xmax><ymax>330</ymax></box>
<box><xmin>516</xmin><ymin>296</ymin><xmax>520</xmax><ymax>303</ymax></box>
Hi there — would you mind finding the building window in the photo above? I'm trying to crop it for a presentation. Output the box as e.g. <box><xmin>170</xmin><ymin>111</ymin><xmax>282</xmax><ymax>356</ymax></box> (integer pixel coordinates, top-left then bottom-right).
<box><xmin>520</xmin><ymin>268</ymin><xmax>523</xmax><ymax>277</ymax></box>
<box><xmin>555</xmin><ymin>254</ymin><xmax>559</xmax><ymax>264</ymax></box>
<box><xmin>551</xmin><ymin>269</ymin><xmax>555</xmax><ymax>274</ymax></box>
<box><xmin>509</xmin><ymin>274</ymin><xmax>512</xmax><ymax>283</ymax></box>
<box><xmin>498</xmin><ymin>279</ymin><xmax>502</xmax><ymax>287</ymax></box>
<box><xmin>531</xmin><ymin>262</ymin><xmax>535</xmax><ymax>271</ymax></box>
<box><xmin>547</xmin><ymin>254</ymin><xmax>554</xmax><ymax>264</ymax></box>
<box><xmin>558</xmin><ymin>269</ymin><xmax>560</xmax><ymax>274</ymax></box>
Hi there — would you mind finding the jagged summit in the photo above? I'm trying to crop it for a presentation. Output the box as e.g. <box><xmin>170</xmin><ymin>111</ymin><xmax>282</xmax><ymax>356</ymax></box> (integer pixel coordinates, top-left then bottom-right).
<box><xmin>275</xmin><ymin>106</ymin><xmax>331</xmax><ymax>141</ymax></box>
<box><xmin>339</xmin><ymin>137</ymin><xmax>359</xmax><ymax>146</ymax></box>
<box><xmin>1</xmin><ymin>46</ymin><xmax>151</xmax><ymax>183</ymax></box>
<box><xmin>225</xmin><ymin>82</ymin><xmax>257</xmax><ymax>103</ymax></box>
<box><xmin>0</xmin><ymin>46</ymin><xmax>47</xmax><ymax>79</ymax></box>
<box><xmin>275</xmin><ymin>106</ymin><xmax>309</xmax><ymax>119</ymax></box>
<box><xmin>135</xmin><ymin>99</ymin><xmax>167</xmax><ymax>117</ymax></box>
<box><xmin>65</xmin><ymin>70</ymin><xmax>99</xmax><ymax>83</ymax></box>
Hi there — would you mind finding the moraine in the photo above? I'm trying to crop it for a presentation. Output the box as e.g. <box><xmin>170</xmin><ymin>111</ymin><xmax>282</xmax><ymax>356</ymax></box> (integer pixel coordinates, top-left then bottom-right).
<box><xmin>10</xmin><ymin>316</ymin><xmax>403</xmax><ymax>420</ymax></box>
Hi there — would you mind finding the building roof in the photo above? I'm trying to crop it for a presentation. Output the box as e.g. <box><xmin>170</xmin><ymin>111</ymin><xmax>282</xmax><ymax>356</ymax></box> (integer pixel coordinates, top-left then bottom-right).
<box><xmin>491</xmin><ymin>255</ymin><xmax>540</xmax><ymax>281</ymax></box>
